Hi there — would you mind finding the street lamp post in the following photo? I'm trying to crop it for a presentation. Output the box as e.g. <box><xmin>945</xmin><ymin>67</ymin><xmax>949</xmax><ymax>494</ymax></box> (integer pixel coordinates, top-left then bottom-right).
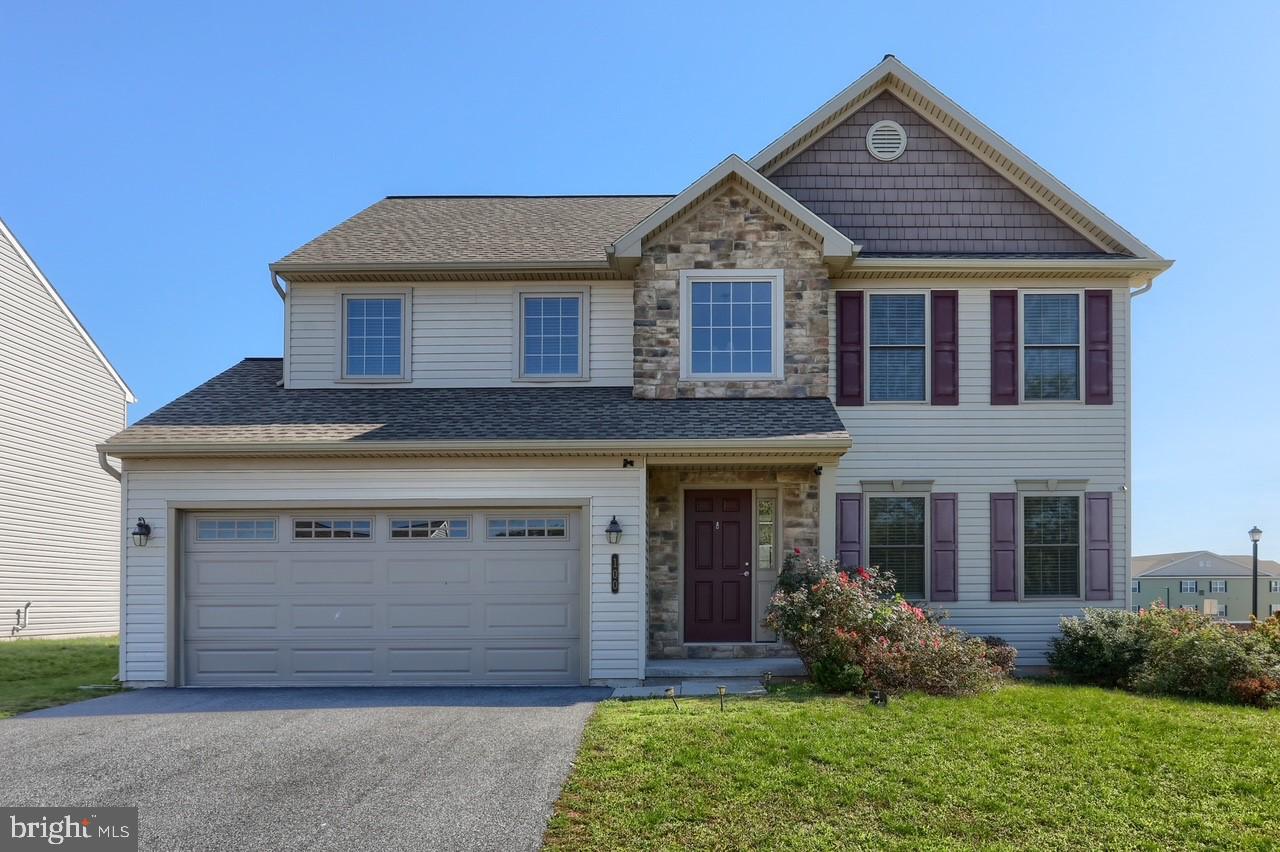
<box><xmin>1249</xmin><ymin>526</ymin><xmax>1263</xmax><ymax>620</ymax></box>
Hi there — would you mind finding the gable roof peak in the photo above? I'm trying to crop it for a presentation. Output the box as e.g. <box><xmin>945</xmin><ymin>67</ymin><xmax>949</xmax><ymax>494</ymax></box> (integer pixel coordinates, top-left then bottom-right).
<box><xmin>749</xmin><ymin>55</ymin><xmax>1168</xmax><ymax>264</ymax></box>
<box><xmin>608</xmin><ymin>154</ymin><xmax>859</xmax><ymax>274</ymax></box>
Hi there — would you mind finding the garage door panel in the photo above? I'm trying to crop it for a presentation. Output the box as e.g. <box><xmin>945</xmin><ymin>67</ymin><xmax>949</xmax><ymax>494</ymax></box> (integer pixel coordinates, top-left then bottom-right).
<box><xmin>194</xmin><ymin>604</ymin><xmax>280</xmax><ymax>630</ymax></box>
<box><xmin>189</xmin><ymin>557</ymin><xmax>282</xmax><ymax>587</ymax></box>
<box><xmin>387</xmin><ymin>558</ymin><xmax>473</xmax><ymax>587</ymax></box>
<box><xmin>290</xmin><ymin>558</ymin><xmax>379</xmax><ymax>586</ymax></box>
<box><xmin>293</xmin><ymin>648</ymin><xmax>377</xmax><ymax>675</ymax></box>
<box><xmin>188</xmin><ymin>647</ymin><xmax>282</xmax><ymax>676</ymax></box>
<box><xmin>387</xmin><ymin>603</ymin><xmax>474</xmax><ymax>630</ymax></box>
<box><xmin>291</xmin><ymin>603</ymin><xmax>375</xmax><ymax>630</ymax></box>
<box><xmin>183</xmin><ymin>509</ymin><xmax>582</xmax><ymax>686</ymax></box>
<box><xmin>484</xmin><ymin>557</ymin><xmax>574</xmax><ymax>590</ymax></box>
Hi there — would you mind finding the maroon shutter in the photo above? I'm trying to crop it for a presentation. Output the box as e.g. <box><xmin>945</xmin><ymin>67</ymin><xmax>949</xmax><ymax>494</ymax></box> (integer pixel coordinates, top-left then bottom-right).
<box><xmin>1084</xmin><ymin>492</ymin><xmax>1113</xmax><ymax>600</ymax></box>
<box><xmin>836</xmin><ymin>492</ymin><xmax>862</xmax><ymax>569</ymax></box>
<box><xmin>836</xmin><ymin>291</ymin><xmax>864</xmax><ymax>406</ymax></box>
<box><xmin>990</xmin><ymin>493</ymin><xmax>1018</xmax><ymax>601</ymax></box>
<box><xmin>930</xmin><ymin>493</ymin><xmax>958</xmax><ymax>601</ymax></box>
<box><xmin>1084</xmin><ymin>290</ymin><xmax>1113</xmax><ymax>405</ymax></box>
<box><xmin>931</xmin><ymin>290</ymin><xmax>959</xmax><ymax>405</ymax></box>
<box><xmin>991</xmin><ymin>290</ymin><xmax>1019</xmax><ymax>405</ymax></box>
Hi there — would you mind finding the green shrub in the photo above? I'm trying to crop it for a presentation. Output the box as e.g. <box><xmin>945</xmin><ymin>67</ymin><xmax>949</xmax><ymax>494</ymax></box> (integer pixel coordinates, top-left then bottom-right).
<box><xmin>1048</xmin><ymin>608</ymin><xmax>1150</xmax><ymax>686</ymax></box>
<box><xmin>1051</xmin><ymin>604</ymin><xmax>1280</xmax><ymax>706</ymax></box>
<box><xmin>765</xmin><ymin>553</ymin><xmax>1010</xmax><ymax>697</ymax></box>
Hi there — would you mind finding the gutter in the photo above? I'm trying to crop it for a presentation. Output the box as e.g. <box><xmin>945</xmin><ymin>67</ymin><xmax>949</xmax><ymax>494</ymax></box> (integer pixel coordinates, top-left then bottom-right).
<box><xmin>847</xmin><ymin>257</ymin><xmax>1174</xmax><ymax>274</ymax></box>
<box><xmin>97</xmin><ymin>448</ymin><xmax>122</xmax><ymax>481</ymax></box>
<box><xmin>270</xmin><ymin>259</ymin><xmax>615</xmax><ymax>277</ymax></box>
<box><xmin>98</xmin><ymin>434</ymin><xmax>854</xmax><ymax>460</ymax></box>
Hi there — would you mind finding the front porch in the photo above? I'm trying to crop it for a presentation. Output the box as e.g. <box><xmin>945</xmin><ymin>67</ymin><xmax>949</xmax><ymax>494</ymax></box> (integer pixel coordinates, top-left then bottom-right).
<box><xmin>644</xmin><ymin>465</ymin><xmax>823</xmax><ymax>663</ymax></box>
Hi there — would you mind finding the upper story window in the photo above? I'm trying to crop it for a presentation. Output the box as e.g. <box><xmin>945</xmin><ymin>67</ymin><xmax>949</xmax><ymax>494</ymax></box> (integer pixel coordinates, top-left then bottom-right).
<box><xmin>1023</xmin><ymin>495</ymin><xmax>1080</xmax><ymax>597</ymax></box>
<box><xmin>1271</xmin><ymin>580</ymin><xmax>1280</xmax><ymax>594</ymax></box>
<box><xmin>1180</xmin><ymin>580</ymin><xmax>1198</xmax><ymax>594</ymax></box>
<box><xmin>680</xmin><ymin>270</ymin><xmax>783</xmax><ymax>379</ymax></box>
<box><xmin>1210</xmin><ymin>580</ymin><xmax>1227</xmax><ymax>594</ymax></box>
<box><xmin>1132</xmin><ymin>580</ymin><xmax>1141</xmax><ymax>593</ymax></box>
<box><xmin>1023</xmin><ymin>293</ymin><xmax>1081</xmax><ymax>401</ymax></box>
<box><xmin>867</xmin><ymin>495</ymin><xmax>926</xmax><ymax>599</ymax></box>
<box><xmin>869</xmin><ymin>294</ymin><xmax>927</xmax><ymax>401</ymax></box>
<box><xmin>343</xmin><ymin>295</ymin><xmax>406</xmax><ymax>379</ymax></box>
<box><xmin>518</xmin><ymin>292</ymin><xmax>585</xmax><ymax>379</ymax></box>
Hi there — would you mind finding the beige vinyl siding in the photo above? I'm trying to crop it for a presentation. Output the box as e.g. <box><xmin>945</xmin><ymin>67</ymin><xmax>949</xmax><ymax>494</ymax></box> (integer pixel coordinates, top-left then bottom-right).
<box><xmin>286</xmin><ymin>281</ymin><xmax>634</xmax><ymax>388</ymax></box>
<box><xmin>119</xmin><ymin>461</ymin><xmax>646</xmax><ymax>683</ymax></box>
<box><xmin>0</xmin><ymin>229</ymin><xmax>127</xmax><ymax>639</ymax></box>
<box><xmin>829</xmin><ymin>282</ymin><xmax>1131</xmax><ymax>665</ymax></box>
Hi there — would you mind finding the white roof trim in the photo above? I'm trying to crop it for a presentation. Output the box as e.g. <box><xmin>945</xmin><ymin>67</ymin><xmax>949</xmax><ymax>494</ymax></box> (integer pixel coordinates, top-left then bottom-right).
<box><xmin>748</xmin><ymin>56</ymin><xmax>1167</xmax><ymax>262</ymax></box>
<box><xmin>609</xmin><ymin>154</ymin><xmax>860</xmax><ymax>265</ymax></box>
<box><xmin>0</xmin><ymin>217</ymin><xmax>136</xmax><ymax>403</ymax></box>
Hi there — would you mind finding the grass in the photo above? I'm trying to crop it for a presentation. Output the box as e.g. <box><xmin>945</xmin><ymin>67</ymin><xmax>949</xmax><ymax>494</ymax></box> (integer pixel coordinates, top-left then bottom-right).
<box><xmin>545</xmin><ymin>683</ymin><xmax>1280</xmax><ymax>850</ymax></box>
<box><xmin>0</xmin><ymin>636</ymin><xmax>121</xmax><ymax>718</ymax></box>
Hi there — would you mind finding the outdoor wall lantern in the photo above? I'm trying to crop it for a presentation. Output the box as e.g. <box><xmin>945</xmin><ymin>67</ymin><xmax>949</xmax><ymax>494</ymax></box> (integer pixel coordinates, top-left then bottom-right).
<box><xmin>131</xmin><ymin>517</ymin><xmax>152</xmax><ymax>547</ymax></box>
<box><xmin>605</xmin><ymin>516</ymin><xmax>623</xmax><ymax>545</ymax></box>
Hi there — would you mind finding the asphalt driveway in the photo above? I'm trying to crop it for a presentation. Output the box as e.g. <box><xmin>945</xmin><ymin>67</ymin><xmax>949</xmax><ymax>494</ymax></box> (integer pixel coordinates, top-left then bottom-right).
<box><xmin>0</xmin><ymin>687</ymin><xmax>608</xmax><ymax>851</ymax></box>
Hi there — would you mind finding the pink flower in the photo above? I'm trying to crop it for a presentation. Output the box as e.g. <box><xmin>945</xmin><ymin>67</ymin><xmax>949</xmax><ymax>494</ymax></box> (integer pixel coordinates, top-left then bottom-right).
<box><xmin>856</xmin><ymin>567</ymin><xmax>871</xmax><ymax>581</ymax></box>
<box><xmin>794</xmin><ymin>548</ymin><xmax>801</xmax><ymax>555</ymax></box>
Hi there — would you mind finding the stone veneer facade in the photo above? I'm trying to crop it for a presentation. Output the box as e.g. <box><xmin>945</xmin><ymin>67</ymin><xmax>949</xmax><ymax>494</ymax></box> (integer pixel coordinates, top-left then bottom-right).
<box><xmin>632</xmin><ymin>182</ymin><xmax>831</xmax><ymax>400</ymax></box>
<box><xmin>647</xmin><ymin>467</ymin><xmax>821</xmax><ymax>659</ymax></box>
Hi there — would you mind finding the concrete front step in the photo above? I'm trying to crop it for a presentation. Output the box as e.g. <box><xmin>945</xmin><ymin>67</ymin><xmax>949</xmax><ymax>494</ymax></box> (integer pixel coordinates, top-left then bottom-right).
<box><xmin>644</xmin><ymin>657</ymin><xmax>806</xmax><ymax>679</ymax></box>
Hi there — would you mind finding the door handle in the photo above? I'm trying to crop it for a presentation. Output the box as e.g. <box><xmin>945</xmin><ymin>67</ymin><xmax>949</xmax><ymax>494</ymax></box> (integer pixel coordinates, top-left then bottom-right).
<box><xmin>741</xmin><ymin>571</ymin><xmax>750</xmax><ymax>576</ymax></box>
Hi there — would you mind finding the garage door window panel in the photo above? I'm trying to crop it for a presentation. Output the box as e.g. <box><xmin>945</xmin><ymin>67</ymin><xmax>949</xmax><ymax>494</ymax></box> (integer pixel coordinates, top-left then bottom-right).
<box><xmin>487</xmin><ymin>517</ymin><xmax>567</xmax><ymax>539</ymax></box>
<box><xmin>293</xmin><ymin>519</ymin><xmax>373</xmax><ymax>540</ymax></box>
<box><xmin>390</xmin><ymin>518</ymin><xmax>471</xmax><ymax>540</ymax></box>
<box><xmin>197</xmin><ymin>519</ymin><xmax>277</xmax><ymax>542</ymax></box>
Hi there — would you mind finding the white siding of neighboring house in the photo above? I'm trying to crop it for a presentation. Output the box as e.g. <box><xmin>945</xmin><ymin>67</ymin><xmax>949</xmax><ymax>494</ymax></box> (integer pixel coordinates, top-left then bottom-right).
<box><xmin>119</xmin><ymin>460</ymin><xmax>646</xmax><ymax>684</ymax></box>
<box><xmin>825</xmin><ymin>281</ymin><xmax>1131</xmax><ymax>665</ymax></box>
<box><xmin>0</xmin><ymin>224</ymin><xmax>129</xmax><ymax>640</ymax></box>
<box><xmin>285</xmin><ymin>281</ymin><xmax>634</xmax><ymax>388</ymax></box>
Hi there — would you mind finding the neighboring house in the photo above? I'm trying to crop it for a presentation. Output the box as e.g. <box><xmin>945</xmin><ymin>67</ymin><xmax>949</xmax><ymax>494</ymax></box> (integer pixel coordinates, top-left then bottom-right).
<box><xmin>0</xmin><ymin>217</ymin><xmax>135</xmax><ymax>639</ymax></box>
<box><xmin>102</xmin><ymin>56</ymin><xmax>1172</xmax><ymax>687</ymax></box>
<box><xmin>1133</xmin><ymin>551</ymin><xmax>1280</xmax><ymax>622</ymax></box>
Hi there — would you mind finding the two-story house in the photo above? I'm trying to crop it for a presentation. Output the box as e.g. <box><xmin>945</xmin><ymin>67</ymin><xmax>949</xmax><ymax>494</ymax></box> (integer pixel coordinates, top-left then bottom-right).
<box><xmin>102</xmin><ymin>56</ymin><xmax>1171</xmax><ymax>686</ymax></box>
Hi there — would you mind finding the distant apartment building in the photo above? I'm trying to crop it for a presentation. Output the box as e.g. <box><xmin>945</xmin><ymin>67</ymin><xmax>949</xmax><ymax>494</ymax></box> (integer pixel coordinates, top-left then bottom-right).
<box><xmin>1132</xmin><ymin>551</ymin><xmax>1280</xmax><ymax>622</ymax></box>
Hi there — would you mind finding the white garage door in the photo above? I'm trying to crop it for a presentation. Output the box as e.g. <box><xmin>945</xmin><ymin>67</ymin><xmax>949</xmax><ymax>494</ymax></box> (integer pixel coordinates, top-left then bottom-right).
<box><xmin>181</xmin><ymin>510</ymin><xmax>582</xmax><ymax>686</ymax></box>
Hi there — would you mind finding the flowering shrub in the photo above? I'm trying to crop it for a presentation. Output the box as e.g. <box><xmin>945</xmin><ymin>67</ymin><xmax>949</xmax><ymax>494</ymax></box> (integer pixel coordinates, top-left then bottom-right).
<box><xmin>764</xmin><ymin>551</ymin><xmax>1012</xmax><ymax>696</ymax></box>
<box><xmin>1049</xmin><ymin>604</ymin><xmax>1280</xmax><ymax>707</ymax></box>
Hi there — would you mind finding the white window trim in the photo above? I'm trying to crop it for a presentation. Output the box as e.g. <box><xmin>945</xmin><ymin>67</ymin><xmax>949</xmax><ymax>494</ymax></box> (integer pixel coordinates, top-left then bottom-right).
<box><xmin>337</xmin><ymin>291</ymin><xmax>411</xmax><ymax>383</ymax></box>
<box><xmin>1180</xmin><ymin>580</ymin><xmax>1199</xmax><ymax>594</ymax></box>
<box><xmin>678</xmin><ymin>268</ymin><xmax>784</xmax><ymax>380</ymax></box>
<box><xmin>865</xmin><ymin>492</ymin><xmax>931</xmax><ymax>602</ymax></box>
<box><xmin>865</xmin><ymin>289</ymin><xmax>930</xmax><ymax>405</ymax></box>
<box><xmin>1210</xmin><ymin>580</ymin><xmax>1228</xmax><ymax>594</ymax></box>
<box><xmin>512</xmin><ymin>286</ymin><xmax>591</xmax><ymax>382</ymax></box>
<box><xmin>1271</xmin><ymin>580</ymin><xmax>1280</xmax><ymax>594</ymax></box>
<box><xmin>1019</xmin><ymin>289</ymin><xmax>1085</xmax><ymax>404</ymax></box>
<box><xmin>1018</xmin><ymin>488</ymin><xmax>1086</xmax><ymax>601</ymax></box>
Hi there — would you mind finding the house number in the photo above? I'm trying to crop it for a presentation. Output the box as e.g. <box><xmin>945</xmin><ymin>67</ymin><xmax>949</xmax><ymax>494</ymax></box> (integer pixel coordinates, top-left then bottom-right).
<box><xmin>611</xmin><ymin>553</ymin><xmax>620</xmax><ymax>594</ymax></box>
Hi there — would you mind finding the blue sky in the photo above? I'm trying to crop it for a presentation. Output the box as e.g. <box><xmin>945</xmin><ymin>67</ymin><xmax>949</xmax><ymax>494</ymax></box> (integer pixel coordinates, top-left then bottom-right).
<box><xmin>2</xmin><ymin>1</ymin><xmax>1276</xmax><ymax>556</ymax></box>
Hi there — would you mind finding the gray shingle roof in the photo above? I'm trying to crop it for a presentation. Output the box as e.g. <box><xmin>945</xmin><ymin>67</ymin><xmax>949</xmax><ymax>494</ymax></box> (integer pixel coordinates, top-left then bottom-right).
<box><xmin>274</xmin><ymin>196</ymin><xmax>672</xmax><ymax>268</ymax></box>
<box><xmin>107</xmin><ymin>359</ymin><xmax>850</xmax><ymax>448</ymax></box>
<box><xmin>1133</xmin><ymin>551</ymin><xmax>1280</xmax><ymax>579</ymax></box>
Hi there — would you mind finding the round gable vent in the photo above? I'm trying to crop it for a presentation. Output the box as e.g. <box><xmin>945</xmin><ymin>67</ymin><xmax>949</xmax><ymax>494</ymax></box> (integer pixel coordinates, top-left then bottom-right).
<box><xmin>866</xmin><ymin>120</ymin><xmax>907</xmax><ymax>161</ymax></box>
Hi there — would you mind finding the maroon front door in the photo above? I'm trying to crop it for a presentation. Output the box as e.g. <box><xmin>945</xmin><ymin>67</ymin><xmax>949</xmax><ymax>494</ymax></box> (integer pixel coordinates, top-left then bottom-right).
<box><xmin>684</xmin><ymin>489</ymin><xmax>753</xmax><ymax>643</ymax></box>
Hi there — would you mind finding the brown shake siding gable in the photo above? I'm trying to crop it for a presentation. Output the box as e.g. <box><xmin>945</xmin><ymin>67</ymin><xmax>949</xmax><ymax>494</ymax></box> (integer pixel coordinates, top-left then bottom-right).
<box><xmin>768</xmin><ymin>92</ymin><xmax>1105</xmax><ymax>255</ymax></box>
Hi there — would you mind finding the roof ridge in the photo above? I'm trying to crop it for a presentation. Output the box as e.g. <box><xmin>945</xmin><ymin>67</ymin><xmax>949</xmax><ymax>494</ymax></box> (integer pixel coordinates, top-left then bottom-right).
<box><xmin>383</xmin><ymin>194</ymin><xmax>675</xmax><ymax>200</ymax></box>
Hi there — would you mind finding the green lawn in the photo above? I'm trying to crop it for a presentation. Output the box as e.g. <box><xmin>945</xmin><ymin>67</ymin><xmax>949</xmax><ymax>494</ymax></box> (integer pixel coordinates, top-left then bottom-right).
<box><xmin>0</xmin><ymin>636</ymin><xmax>121</xmax><ymax>718</ymax></box>
<box><xmin>545</xmin><ymin>683</ymin><xmax>1280</xmax><ymax>850</ymax></box>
